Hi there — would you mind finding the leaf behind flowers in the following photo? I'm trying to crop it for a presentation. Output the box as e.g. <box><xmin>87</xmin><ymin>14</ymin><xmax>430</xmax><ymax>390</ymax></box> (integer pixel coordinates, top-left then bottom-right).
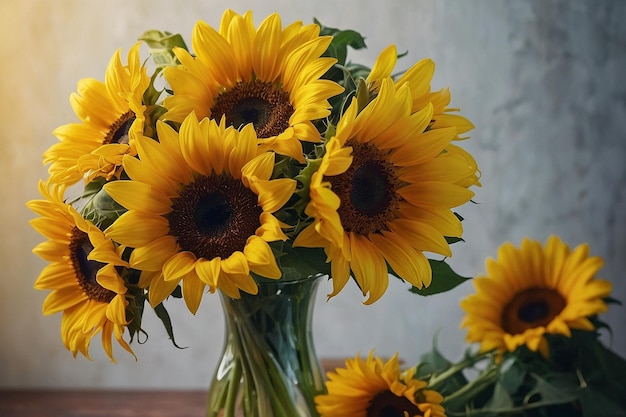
<box><xmin>409</xmin><ymin>259</ymin><xmax>471</xmax><ymax>296</ymax></box>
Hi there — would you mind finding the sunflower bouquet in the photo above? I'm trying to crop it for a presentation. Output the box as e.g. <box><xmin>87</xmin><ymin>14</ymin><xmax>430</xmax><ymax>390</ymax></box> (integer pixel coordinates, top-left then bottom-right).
<box><xmin>27</xmin><ymin>9</ymin><xmax>480</xmax><ymax>417</ymax></box>
<box><xmin>315</xmin><ymin>236</ymin><xmax>626</xmax><ymax>417</ymax></box>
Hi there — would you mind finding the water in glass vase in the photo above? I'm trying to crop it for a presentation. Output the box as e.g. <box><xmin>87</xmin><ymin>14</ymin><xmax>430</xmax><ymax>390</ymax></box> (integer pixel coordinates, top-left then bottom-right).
<box><xmin>207</xmin><ymin>274</ymin><xmax>325</xmax><ymax>417</ymax></box>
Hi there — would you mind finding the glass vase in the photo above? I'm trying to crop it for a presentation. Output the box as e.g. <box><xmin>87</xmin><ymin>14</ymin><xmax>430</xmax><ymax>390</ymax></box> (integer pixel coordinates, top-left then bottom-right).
<box><xmin>206</xmin><ymin>274</ymin><xmax>326</xmax><ymax>417</ymax></box>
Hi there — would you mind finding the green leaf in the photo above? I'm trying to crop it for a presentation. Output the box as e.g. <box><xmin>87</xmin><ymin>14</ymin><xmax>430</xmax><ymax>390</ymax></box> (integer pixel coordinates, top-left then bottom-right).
<box><xmin>139</xmin><ymin>29</ymin><xmax>188</xmax><ymax>67</ymax></box>
<box><xmin>578</xmin><ymin>385</ymin><xmax>626</xmax><ymax>417</ymax></box>
<box><xmin>498</xmin><ymin>356</ymin><xmax>526</xmax><ymax>394</ymax></box>
<box><xmin>417</xmin><ymin>344</ymin><xmax>454</xmax><ymax>377</ymax></box>
<box><xmin>153</xmin><ymin>302</ymin><xmax>186</xmax><ymax>349</ymax></box>
<box><xmin>271</xmin><ymin>242</ymin><xmax>331</xmax><ymax>281</ymax></box>
<box><xmin>482</xmin><ymin>382</ymin><xmax>514</xmax><ymax>410</ymax></box>
<box><xmin>409</xmin><ymin>259</ymin><xmax>471</xmax><ymax>296</ymax></box>
<box><xmin>576</xmin><ymin>334</ymin><xmax>626</xmax><ymax>414</ymax></box>
<box><xmin>417</xmin><ymin>343</ymin><xmax>470</xmax><ymax>398</ymax></box>
<box><xmin>314</xmin><ymin>18</ymin><xmax>366</xmax><ymax>66</ymax></box>
<box><xmin>523</xmin><ymin>373</ymin><xmax>579</xmax><ymax>407</ymax></box>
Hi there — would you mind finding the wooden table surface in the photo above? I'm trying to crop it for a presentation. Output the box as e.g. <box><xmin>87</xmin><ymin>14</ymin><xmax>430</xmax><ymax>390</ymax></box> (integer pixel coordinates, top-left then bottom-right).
<box><xmin>0</xmin><ymin>359</ymin><xmax>347</xmax><ymax>416</ymax></box>
<box><xmin>0</xmin><ymin>390</ymin><xmax>208</xmax><ymax>417</ymax></box>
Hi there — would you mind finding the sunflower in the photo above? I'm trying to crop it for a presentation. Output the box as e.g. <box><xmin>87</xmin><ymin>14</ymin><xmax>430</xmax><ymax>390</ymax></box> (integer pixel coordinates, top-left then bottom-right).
<box><xmin>316</xmin><ymin>351</ymin><xmax>446</xmax><ymax>417</ymax></box>
<box><xmin>460</xmin><ymin>236</ymin><xmax>612</xmax><ymax>358</ymax></box>
<box><xmin>367</xmin><ymin>45</ymin><xmax>480</xmax><ymax>188</ymax></box>
<box><xmin>43</xmin><ymin>42</ymin><xmax>150</xmax><ymax>186</ymax></box>
<box><xmin>27</xmin><ymin>181</ymin><xmax>133</xmax><ymax>361</ymax></box>
<box><xmin>103</xmin><ymin>113</ymin><xmax>296</xmax><ymax>313</ymax></box>
<box><xmin>162</xmin><ymin>10</ymin><xmax>344</xmax><ymax>162</ymax></box>
<box><xmin>294</xmin><ymin>78</ymin><xmax>476</xmax><ymax>303</ymax></box>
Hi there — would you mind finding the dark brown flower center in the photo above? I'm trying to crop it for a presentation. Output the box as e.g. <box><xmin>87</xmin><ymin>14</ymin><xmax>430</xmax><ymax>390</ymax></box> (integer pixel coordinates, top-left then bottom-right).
<box><xmin>69</xmin><ymin>227</ymin><xmax>116</xmax><ymax>303</ymax></box>
<box><xmin>501</xmin><ymin>287</ymin><xmax>567</xmax><ymax>334</ymax></box>
<box><xmin>327</xmin><ymin>140</ymin><xmax>400</xmax><ymax>235</ymax></box>
<box><xmin>210</xmin><ymin>80</ymin><xmax>294</xmax><ymax>138</ymax></box>
<box><xmin>166</xmin><ymin>174</ymin><xmax>262</xmax><ymax>259</ymax></box>
<box><xmin>367</xmin><ymin>390</ymin><xmax>422</xmax><ymax>417</ymax></box>
<box><xmin>104</xmin><ymin>111</ymin><xmax>136</xmax><ymax>145</ymax></box>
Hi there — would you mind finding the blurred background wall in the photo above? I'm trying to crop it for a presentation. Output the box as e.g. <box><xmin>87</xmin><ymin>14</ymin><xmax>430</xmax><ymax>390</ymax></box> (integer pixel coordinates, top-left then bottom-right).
<box><xmin>1</xmin><ymin>0</ymin><xmax>624</xmax><ymax>388</ymax></box>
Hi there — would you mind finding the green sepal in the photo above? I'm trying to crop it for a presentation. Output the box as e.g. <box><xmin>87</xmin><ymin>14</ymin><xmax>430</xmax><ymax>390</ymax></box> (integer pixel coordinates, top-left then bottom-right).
<box><xmin>604</xmin><ymin>295</ymin><xmax>623</xmax><ymax>306</ymax></box>
<box><xmin>274</xmin><ymin>157</ymin><xmax>322</xmax><ymax>239</ymax></box>
<box><xmin>294</xmin><ymin>158</ymin><xmax>322</xmax><ymax>203</ymax></box>
<box><xmin>143</xmin><ymin>67</ymin><xmax>165</xmax><ymax>106</ymax></box>
<box><xmin>81</xmin><ymin>179</ymin><xmax>127</xmax><ymax>230</ymax></box>
<box><xmin>141</xmin><ymin>62</ymin><xmax>168</xmax><ymax>138</ymax></box>
<box><xmin>81</xmin><ymin>177</ymin><xmax>107</xmax><ymax>199</ymax></box>
<box><xmin>355</xmin><ymin>77</ymin><xmax>371</xmax><ymax>112</ymax></box>
<box><xmin>445</xmin><ymin>236</ymin><xmax>465</xmax><ymax>245</ymax></box>
<box><xmin>170</xmin><ymin>285</ymin><xmax>183</xmax><ymax>299</ymax></box>
<box><xmin>125</xmin><ymin>286</ymin><xmax>148</xmax><ymax>344</ymax></box>
<box><xmin>142</xmin><ymin>104</ymin><xmax>167</xmax><ymax>141</ymax></box>
<box><xmin>272</xmin><ymin>154</ymin><xmax>303</xmax><ymax>181</ymax></box>
<box><xmin>408</xmin><ymin>259</ymin><xmax>471</xmax><ymax>296</ymax></box>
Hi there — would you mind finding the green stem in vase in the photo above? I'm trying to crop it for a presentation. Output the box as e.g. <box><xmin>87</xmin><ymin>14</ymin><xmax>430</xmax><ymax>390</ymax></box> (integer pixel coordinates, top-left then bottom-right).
<box><xmin>237</xmin><ymin>322</ymin><xmax>297</xmax><ymax>417</ymax></box>
<box><xmin>223</xmin><ymin>358</ymin><xmax>242</xmax><ymax>417</ymax></box>
<box><xmin>207</xmin><ymin>274</ymin><xmax>325</xmax><ymax>417</ymax></box>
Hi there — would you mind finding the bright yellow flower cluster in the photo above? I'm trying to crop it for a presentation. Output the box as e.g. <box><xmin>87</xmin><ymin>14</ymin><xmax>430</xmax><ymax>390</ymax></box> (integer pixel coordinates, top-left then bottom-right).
<box><xmin>316</xmin><ymin>351</ymin><xmax>446</xmax><ymax>417</ymax></box>
<box><xmin>28</xmin><ymin>9</ymin><xmax>478</xmax><ymax>361</ymax></box>
<box><xmin>461</xmin><ymin>236</ymin><xmax>612</xmax><ymax>358</ymax></box>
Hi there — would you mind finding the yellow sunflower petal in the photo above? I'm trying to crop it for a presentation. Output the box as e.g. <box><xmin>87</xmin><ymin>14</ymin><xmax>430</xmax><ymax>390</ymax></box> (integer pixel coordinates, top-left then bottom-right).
<box><xmin>244</xmin><ymin>236</ymin><xmax>281</xmax><ymax>279</ymax></box>
<box><xmin>42</xmin><ymin>287</ymin><xmax>87</xmax><ymax>315</ymax></box>
<box><xmin>148</xmin><ymin>275</ymin><xmax>180</xmax><ymax>307</ymax></box>
<box><xmin>163</xmin><ymin>251</ymin><xmax>197</xmax><ymax>281</ymax></box>
<box><xmin>193</xmin><ymin>20</ymin><xmax>238</xmax><ymax>85</ymax></box>
<box><xmin>252</xmin><ymin>13</ymin><xmax>282</xmax><ymax>80</ymax></box>
<box><xmin>221</xmin><ymin>251</ymin><xmax>250</xmax><ymax>276</ymax></box>
<box><xmin>392</xmin><ymin>127</ymin><xmax>456</xmax><ymax>166</ymax></box>
<box><xmin>256</xmin><ymin>212</ymin><xmax>289</xmax><ymax>241</ymax></box>
<box><xmin>254</xmin><ymin>178</ymin><xmax>296</xmax><ymax>213</ymax></box>
<box><xmin>241</xmin><ymin>151</ymin><xmax>275</xmax><ymax>186</ymax></box>
<box><xmin>366</xmin><ymin>44</ymin><xmax>397</xmax><ymax>87</ymax></box>
<box><xmin>129</xmin><ymin>236</ymin><xmax>180</xmax><ymax>271</ymax></box>
<box><xmin>105</xmin><ymin>211</ymin><xmax>169</xmax><ymax>247</ymax></box>
<box><xmin>96</xmin><ymin>265</ymin><xmax>127</xmax><ymax>295</ymax></box>
<box><xmin>34</xmin><ymin>263</ymin><xmax>76</xmax><ymax>290</ymax></box>
<box><xmin>182</xmin><ymin>272</ymin><xmax>206</xmax><ymax>314</ymax></box>
<box><xmin>399</xmin><ymin>182</ymin><xmax>474</xmax><ymax>209</ymax></box>
<box><xmin>349</xmin><ymin>234</ymin><xmax>389</xmax><ymax>304</ymax></box>
<box><xmin>105</xmin><ymin>294</ymin><xmax>129</xmax><ymax>325</ymax></box>
<box><xmin>195</xmin><ymin>257</ymin><xmax>221</xmax><ymax>287</ymax></box>
<box><xmin>104</xmin><ymin>181</ymin><xmax>171</xmax><ymax>215</ymax></box>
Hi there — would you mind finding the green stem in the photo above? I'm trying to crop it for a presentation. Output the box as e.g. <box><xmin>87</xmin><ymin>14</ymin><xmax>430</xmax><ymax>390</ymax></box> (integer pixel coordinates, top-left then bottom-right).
<box><xmin>207</xmin><ymin>276</ymin><xmax>324</xmax><ymax>417</ymax></box>
<box><xmin>428</xmin><ymin>350</ymin><xmax>494</xmax><ymax>390</ymax></box>
<box><xmin>223</xmin><ymin>358</ymin><xmax>242</xmax><ymax>417</ymax></box>
<box><xmin>442</xmin><ymin>364</ymin><xmax>499</xmax><ymax>408</ymax></box>
<box><xmin>238</xmin><ymin>323</ymin><xmax>298</xmax><ymax>417</ymax></box>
